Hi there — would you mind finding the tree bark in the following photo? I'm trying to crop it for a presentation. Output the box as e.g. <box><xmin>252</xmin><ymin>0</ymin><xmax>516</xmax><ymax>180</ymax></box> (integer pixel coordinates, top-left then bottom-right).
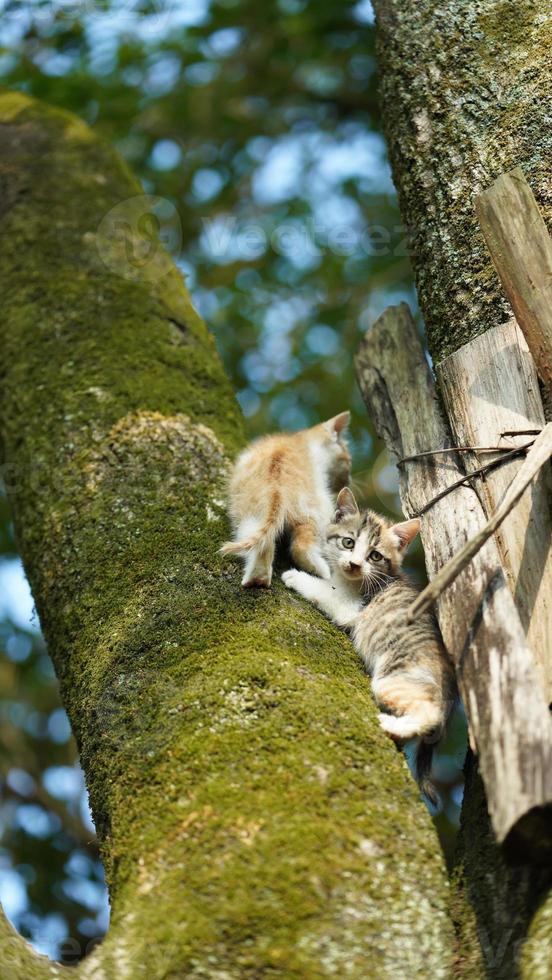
<box><xmin>0</xmin><ymin>92</ymin><xmax>455</xmax><ymax>977</ymax></box>
<box><xmin>373</xmin><ymin>0</ymin><xmax>552</xmax><ymax>362</ymax></box>
<box><xmin>373</xmin><ymin>2</ymin><xmax>552</xmax><ymax>976</ymax></box>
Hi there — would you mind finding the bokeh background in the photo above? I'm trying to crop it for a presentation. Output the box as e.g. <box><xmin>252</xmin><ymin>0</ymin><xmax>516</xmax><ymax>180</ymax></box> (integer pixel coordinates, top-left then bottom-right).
<box><xmin>0</xmin><ymin>0</ymin><xmax>466</xmax><ymax>963</ymax></box>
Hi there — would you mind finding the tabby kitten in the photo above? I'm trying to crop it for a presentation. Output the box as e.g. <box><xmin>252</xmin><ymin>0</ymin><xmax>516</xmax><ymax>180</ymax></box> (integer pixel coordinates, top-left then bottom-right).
<box><xmin>221</xmin><ymin>413</ymin><xmax>351</xmax><ymax>588</ymax></box>
<box><xmin>282</xmin><ymin>487</ymin><xmax>455</xmax><ymax>803</ymax></box>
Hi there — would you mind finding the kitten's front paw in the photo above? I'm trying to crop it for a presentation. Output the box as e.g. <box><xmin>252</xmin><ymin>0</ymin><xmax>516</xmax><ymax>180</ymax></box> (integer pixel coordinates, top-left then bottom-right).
<box><xmin>282</xmin><ymin>568</ymin><xmax>319</xmax><ymax>604</ymax></box>
<box><xmin>282</xmin><ymin>569</ymin><xmax>302</xmax><ymax>590</ymax></box>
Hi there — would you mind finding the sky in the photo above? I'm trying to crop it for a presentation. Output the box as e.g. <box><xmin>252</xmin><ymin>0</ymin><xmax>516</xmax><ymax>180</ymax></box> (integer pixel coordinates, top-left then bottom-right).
<box><xmin>0</xmin><ymin>560</ymin><xmax>38</xmax><ymax>633</ymax></box>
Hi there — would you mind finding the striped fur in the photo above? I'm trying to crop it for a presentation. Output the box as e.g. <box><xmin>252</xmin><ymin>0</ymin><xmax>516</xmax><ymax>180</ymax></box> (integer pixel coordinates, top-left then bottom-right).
<box><xmin>282</xmin><ymin>487</ymin><xmax>456</xmax><ymax>804</ymax></box>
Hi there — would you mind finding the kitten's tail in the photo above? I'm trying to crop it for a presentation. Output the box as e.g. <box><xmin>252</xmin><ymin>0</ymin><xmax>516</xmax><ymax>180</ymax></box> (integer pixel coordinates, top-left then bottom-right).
<box><xmin>220</xmin><ymin>496</ymin><xmax>283</xmax><ymax>556</ymax></box>
<box><xmin>220</xmin><ymin>531</ymin><xmax>272</xmax><ymax>556</ymax></box>
<box><xmin>415</xmin><ymin>737</ymin><xmax>440</xmax><ymax>808</ymax></box>
<box><xmin>380</xmin><ymin>711</ymin><xmax>443</xmax><ymax>806</ymax></box>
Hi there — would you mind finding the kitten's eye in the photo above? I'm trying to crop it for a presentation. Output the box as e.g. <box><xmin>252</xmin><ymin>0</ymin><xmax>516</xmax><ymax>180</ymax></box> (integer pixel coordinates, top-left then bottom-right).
<box><xmin>369</xmin><ymin>550</ymin><xmax>383</xmax><ymax>562</ymax></box>
<box><xmin>341</xmin><ymin>537</ymin><xmax>355</xmax><ymax>550</ymax></box>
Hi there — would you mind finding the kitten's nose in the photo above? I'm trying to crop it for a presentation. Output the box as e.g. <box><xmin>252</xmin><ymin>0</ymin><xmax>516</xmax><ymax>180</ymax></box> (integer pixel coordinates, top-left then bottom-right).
<box><xmin>348</xmin><ymin>561</ymin><xmax>361</xmax><ymax>573</ymax></box>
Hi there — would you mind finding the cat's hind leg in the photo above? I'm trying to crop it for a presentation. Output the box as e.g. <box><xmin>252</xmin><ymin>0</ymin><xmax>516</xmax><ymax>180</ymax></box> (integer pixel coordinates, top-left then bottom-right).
<box><xmin>229</xmin><ymin>517</ymin><xmax>275</xmax><ymax>588</ymax></box>
<box><xmin>371</xmin><ymin>674</ymin><xmax>445</xmax><ymax>741</ymax></box>
<box><xmin>241</xmin><ymin>540</ymin><xmax>275</xmax><ymax>588</ymax></box>
<box><xmin>289</xmin><ymin>519</ymin><xmax>330</xmax><ymax>579</ymax></box>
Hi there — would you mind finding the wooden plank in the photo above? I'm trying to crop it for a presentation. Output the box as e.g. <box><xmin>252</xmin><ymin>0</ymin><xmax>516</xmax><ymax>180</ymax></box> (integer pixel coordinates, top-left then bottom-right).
<box><xmin>355</xmin><ymin>303</ymin><xmax>552</xmax><ymax>860</ymax></box>
<box><xmin>438</xmin><ymin>321</ymin><xmax>552</xmax><ymax>697</ymax></box>
<box><xmin>476</xmin><ymin>166</ymin><xmax>552</xmax><ymax>390</ymax></box>
<box><xmin>407</xmin><ymin>423</ymin><xmax>552</xmax><ymax>622</ymax></box>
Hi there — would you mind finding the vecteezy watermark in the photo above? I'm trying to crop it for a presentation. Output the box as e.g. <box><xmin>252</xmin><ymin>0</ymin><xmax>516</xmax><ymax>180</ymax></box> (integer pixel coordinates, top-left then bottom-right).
<box><xmin>96</xmin><ymin>195</ymin><xmax>182</xmax><ymax>282</ymax></box>
<box><xmin>199</xmin><ymin>215</ymin><xmax>411</xmax><ymax>261</ymax></box>
<box><xmin>94</xmin><ymin>195</ymin><xmax>412</xmax><ymax>282</ymax></box>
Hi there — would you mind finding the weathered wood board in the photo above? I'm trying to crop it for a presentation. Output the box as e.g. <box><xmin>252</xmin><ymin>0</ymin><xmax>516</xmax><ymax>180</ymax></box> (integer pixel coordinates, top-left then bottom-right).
<box><xmin>476</xmin><ymin>167</ymin><xmax>552</xmax><ymax>392</ymax></box>
<box><xmin>407</xmin><ymin>423</ymin><xmax>552</xmax><ymax>627</ymax></box>
<box><xmin>438</xmin><ymin>320</ymin><xmax>552</xmax><ymax>698</ymax></box>
<box><xmin>355</xmin><ymin>303</ymin><xmax>552</xmax><ymax>859</ymax></box>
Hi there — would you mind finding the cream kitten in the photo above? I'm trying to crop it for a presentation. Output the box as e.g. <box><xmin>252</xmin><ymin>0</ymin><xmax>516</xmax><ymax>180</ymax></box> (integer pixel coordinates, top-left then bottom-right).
<box><xmin>221</xmin><ymin>413</ymin><xmax>351</xmax><ymax>588</ymax></box>
<box><xmin>282</xmin><ymin>487</ymin><xmax>456</xmax><ymax>803</ymax></box>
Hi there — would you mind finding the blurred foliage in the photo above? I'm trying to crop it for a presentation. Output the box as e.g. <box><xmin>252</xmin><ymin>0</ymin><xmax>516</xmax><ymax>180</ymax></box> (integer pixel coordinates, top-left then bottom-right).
<box><xmin>0</xmin><ymin>504</ymin><xmax>108</xmax><ymax>961</ymax></box>
<box><xmin>0</xmin><ymin>0</ymin><xmax>465</xmax><ymax>962</ymax></box>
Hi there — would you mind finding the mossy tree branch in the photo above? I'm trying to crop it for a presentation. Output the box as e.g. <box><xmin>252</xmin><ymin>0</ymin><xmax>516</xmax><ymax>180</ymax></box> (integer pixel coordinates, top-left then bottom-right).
<box><xmin>373</xmin><ymin>2</ymin><xmax>552</xmax><ymax>975</ymax></box>
<box><xmin>0</xmin><ymin>91</ymin><xmax>454</xmax><ymax>977</ymax></box>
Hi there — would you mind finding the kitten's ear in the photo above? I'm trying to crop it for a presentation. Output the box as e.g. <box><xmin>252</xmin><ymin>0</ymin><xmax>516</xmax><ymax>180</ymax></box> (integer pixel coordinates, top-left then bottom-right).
<box><xmin>335</xmin><ymin>487</ymin><xmax>359</xmax><ymax>521</ymax></box>
<box><xmin>325</xmin><ymin>411</ymin><xmax>350</xmax><ymax>439</ymax></box>
<box><xmin>389</xmin><ymin>517</ymin><xmax>421</xmax><ymax>552</ymax></box>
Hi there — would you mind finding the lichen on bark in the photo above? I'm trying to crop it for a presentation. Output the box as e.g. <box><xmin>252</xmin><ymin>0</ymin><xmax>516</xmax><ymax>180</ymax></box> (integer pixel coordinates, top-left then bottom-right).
<box><xmin>0</xmin><ymin>91</ymin><xmax>455</xmax><ymax>976</ymax></box>
<box><xmin>373</xmin><ymin>0</ymin><xmax>552</xmax><ymax>363</ymax></box>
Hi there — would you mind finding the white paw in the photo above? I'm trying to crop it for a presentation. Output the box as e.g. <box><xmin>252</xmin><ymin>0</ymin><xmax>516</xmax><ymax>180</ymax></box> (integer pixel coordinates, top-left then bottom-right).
<box><xmin>378</xmin><ymin>712</ymin><xmax>417</xmax><ymax>741</ymax></box>
<box><xmin>378</xmin><ymin>712</ymin><xmax>398</xmax><ymax>731</ymax></box>
<box><xmin>282</xmin><ymin>569</ymin><xmax>302</xmax><ymax>590</ymax></box>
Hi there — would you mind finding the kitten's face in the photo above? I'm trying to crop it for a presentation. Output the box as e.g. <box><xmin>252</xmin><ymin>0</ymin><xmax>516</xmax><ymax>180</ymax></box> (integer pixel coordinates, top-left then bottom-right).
<box><xmin>326</xmin><ymin>488</ymin><xmax>420</xmax><ymax>593</ymax></box>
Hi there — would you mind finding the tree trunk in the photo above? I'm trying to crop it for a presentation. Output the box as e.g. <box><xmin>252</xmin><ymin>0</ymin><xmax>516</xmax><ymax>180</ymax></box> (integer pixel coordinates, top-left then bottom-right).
<box><xmin>373</xmin><ymin>3</ymin><xmax>552</xmax><ymax>976</ymax></box>
<box><xmin>373</xmin><ymin>0</ymin><xmax>552</xmax><ymax>363</ymax></box>
<box><xmin>0</xmin><ymin>92</ymin><xmax>455</xmax><ymax>978</ymax></box>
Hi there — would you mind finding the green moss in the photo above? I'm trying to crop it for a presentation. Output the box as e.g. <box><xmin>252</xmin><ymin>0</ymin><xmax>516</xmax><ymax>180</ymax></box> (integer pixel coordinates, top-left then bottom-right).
<box><xmin>476</xmin><ymin>1</ymin><xmax>544</xmax><ymax>48</ymax></box>
<box><xmin>0</xmin><ymin>91</ymin><xmax>454</xmax><ymax>977</ymax></box>
<box><xmin>0</xmin><ymin>910</ymin><xmax>68</xmax><ymax>979</ymax></box>
<box><xmin>523</xmin><ymin>896</ymin><xmax>552</xmax><ymax>979</ymax></box>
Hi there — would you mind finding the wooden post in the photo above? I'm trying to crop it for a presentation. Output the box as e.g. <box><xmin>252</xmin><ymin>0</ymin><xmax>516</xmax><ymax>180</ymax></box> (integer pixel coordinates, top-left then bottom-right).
<box><xmin>476</xmin><ymin>167</ymin><xmax>552</xmax><ymax>393</ymax></box>
<box><xmin>437</xmin><ymin>320</ymin><xmax>552</xmax><ymax>697</ymax></box>
<box><xmin>355</xmin><ymin>303</ymin><xmax>552</xmax><ymax>860</ymax></box>
<box><xmin>407</xmin><ymin>423</ymin><xmax>552</xmax><ymax>623</ymax></box>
